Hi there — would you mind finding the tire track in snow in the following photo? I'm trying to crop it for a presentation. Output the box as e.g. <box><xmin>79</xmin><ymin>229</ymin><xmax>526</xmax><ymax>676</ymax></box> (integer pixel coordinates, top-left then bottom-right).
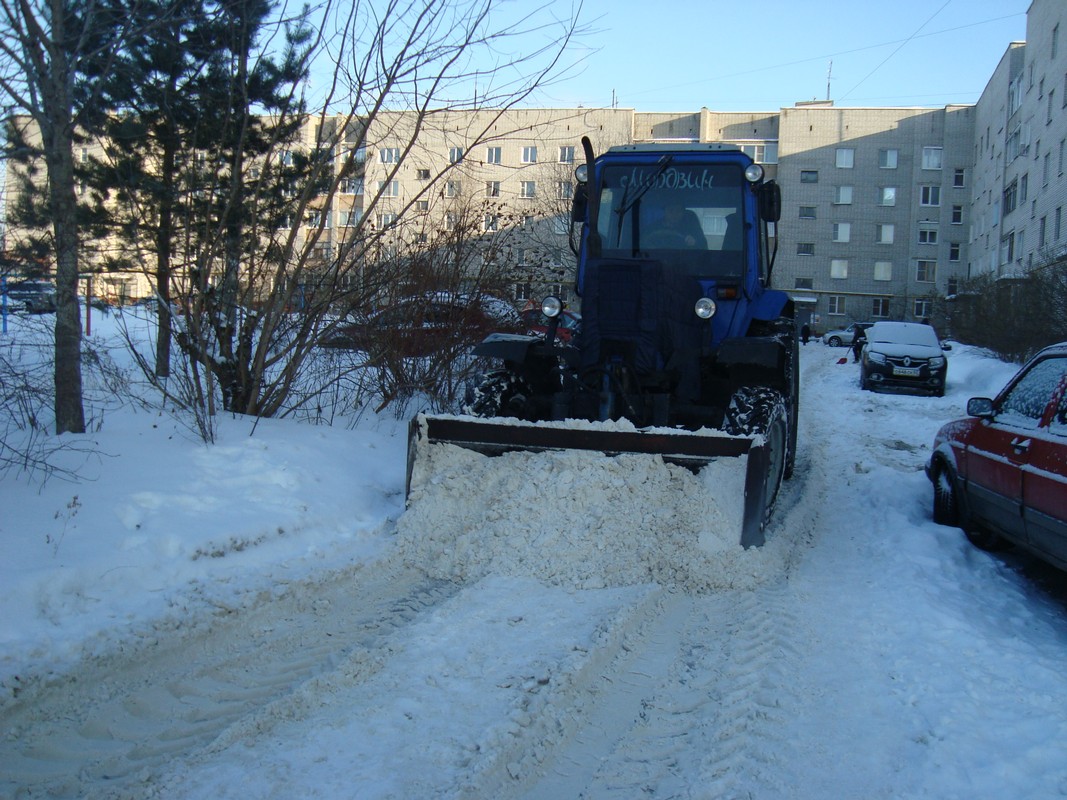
<box><xmin>0</xmin><ymin>562</ymin><xmax>461</xmax><ymax>799</ymax></box>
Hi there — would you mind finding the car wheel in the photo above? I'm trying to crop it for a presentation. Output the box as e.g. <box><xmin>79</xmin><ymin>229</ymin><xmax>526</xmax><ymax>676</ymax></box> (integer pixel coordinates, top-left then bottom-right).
<box><xmin>932</xmin><ymin>461</ymin><xmax>959</xmax><ymax>526</ymax></box>
<box><xmin>828</xmin><ymin>336</ymin><xmax>842</xmax><ymax>347</ymax></box>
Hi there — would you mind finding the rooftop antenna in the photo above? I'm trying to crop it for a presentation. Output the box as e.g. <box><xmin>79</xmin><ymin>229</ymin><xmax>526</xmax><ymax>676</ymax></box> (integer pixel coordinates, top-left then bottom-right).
<box><xmin>826</xmin><ymin>60</ymin><xmax>833</xmax><ymax>101</ymax></box>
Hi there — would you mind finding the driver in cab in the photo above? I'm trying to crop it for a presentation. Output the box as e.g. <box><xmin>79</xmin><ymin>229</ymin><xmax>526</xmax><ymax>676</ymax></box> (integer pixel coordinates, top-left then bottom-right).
<box><xmin>649</xmin><ymin>201</ymin><xmax>706</xmax><ymax>249</ymax></box>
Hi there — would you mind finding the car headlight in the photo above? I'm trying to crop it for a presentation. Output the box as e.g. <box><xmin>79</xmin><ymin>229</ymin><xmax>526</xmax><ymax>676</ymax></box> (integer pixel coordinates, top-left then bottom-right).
<box><xmin>929</xmin><ymin>356</ymin><xmax>946</xmax><ymax>369</ymax></box>
<box><xmin>541</xmin><ymin>295</ymin><xmax>562</xmax><ymax>318</ymax></box>
<box><xmin>868</xmin><ymin>351</ymin><xmax>886</xmax><ymax>364</ymax></box>
<box><xmin>694</xmin><ymin>297</ymin><xmax>717</xmax><ymax>319</ymax></box>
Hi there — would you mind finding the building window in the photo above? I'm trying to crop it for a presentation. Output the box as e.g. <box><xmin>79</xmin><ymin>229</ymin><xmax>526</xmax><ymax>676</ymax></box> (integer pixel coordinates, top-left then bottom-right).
<box><xmin>378</xmin><ymin>180</ymin><xmax>399</xmax><ymax>197</ymax></box>
<box><xmin>873</xmin><ymin>261</ymin><xmax>892</xmax><ymax>281</ymax></box>
<box><xmin>918</xmin><ymin>225</ymin><xmax>938</xmax><ymax>245</ymax></box>
<box><xmin>877</xmin><ymin>224</ymin><xmax>894</xmax><ymax>244</ymax></box>
<box><xmin>832</xmin><ymin>222</ymin><xmax>851</xmax><ymax>243</ymax></box>
<box><xmin>949</xmin><ymin>242</ymin><xmax>961</xmax><ymax>262</ymax></box>
<box><xmin>828</xmin><ymin>295</ymin><xmax>846</xmax><ymax>315</ymax></box>
<box><xmin>951</xmin><ymin>205</ymin><xmax>963</xmax><ymax>224</ymax></box>
<box><xmin>1056</xmin><ymin>206</ymin><xmax>1063</xmax><ymax>240</ymax></box>
<box><xmin>1004</xmin><ymin>179</ymin><xmax>1018</xmax><ymax>214</ymax></box>
<box><xmin>521</xmin><ymin>146</ymin><xmax>538</xmax><ymax>164</ymax></box>
<box><xmin>520</xmin><ymin>180</ymin><xmax>536</xmax><ymax>198</ymax></box>
<box><xmin>486</xmin><ymin>181</ymin><xmax>500</xmax><ymax>198</ymax></box>
<box><xmin>872</xmin><ymin>298</ymin><xmax>890</xmax><ymax>318</ymax></box>
<box><xmin>445</xmin><ymin>212</ymin><xmax>457</xmax><ymax>230</ymax></box>
<box><xmin>353</xmin><ymin>146</ymin><xmax>367</xmax><ymax>163</ymax></box>
<box><xmin>953</xmin><ymin>168</ymin><xmax>965</xmax><ymax>188</ymax></box>
<box><xmin>836</xmin><ymin>148</ymin><xmax>855</xmax><ymax>168</ymax></box>
<box><xmin>377</xmin><ymin>212</ymin><xmax>396</xmax><ymax>228</ymax></box>
<box><xmin>514</xmin><ymin>282</ymin><xmax>531</xmax><ymax>302</ymax></box>
<box><xmin>800</xmin><ymin>170</ymin><xmax>819</xmax><ymax>183</ymax></box>
<box><xmin>416</xmin><ymin>200</ymin><xmax>429</xmax><ymax>211</ymax></box>
<box><xmin>879</xmin><ymin>187</ymin><xmax>897</xmax><ymax>206</ymax></box>
<box><xmin>416</xmin><ymin>169</ymin><xmax>430</xmax><ymax>180</ymax></box>
<box><xmin>487</xmin><ymin>146</ymin><xmax>502</xmax><ymax>164</ymax></box>
<box><xmin>830</xmin><ymin>259</ymin><xmax>848</xmax><ymax>279</ymax></box>
<box><xmin>921</xmin><ymin>146</ymin><xmax>943</xmax><ymax>170</ymax></box>
<box><xmin>795</xmin><ymin>277</ymin><xmax>814</xmax><ymax>290</ymax></box>
<box><xmin>342</xmin><ymin>209</ymin><xmax>362</xmax><ymax>226</ymax></box>
<box><xmin>914</xmin><ymin>299</ymin><xmax>932</xmax><ymax>319</ymax></box>
<box><xmin>799</xmin><ymin>206</ymin><xmax>816</xmax><ymax>219</ymax></box>
<box><xmin>797</xmin><ymin>242</ymin><xmax>815</xmax><ymax>256</ymax></box>
<box><xmin>379</xmin><ymin>147</ymin><xmax>400</xmax><ymax>164</ymax></box>
<box><xmin>916</xmin><ymin>260</ymin><xmax>936</xmax><ymax>282</ymax></box>
<box><xmin>878</xmin><ymin>149</ymin><xmax>898</xmax><ymax>169</ymax></box>
<box><xmin>1000</xmin><ymin>232</ymin><xmax>1015</xmax><ymax>264</ymax></box>
<box><xmin>833</xmin><ymin>185</ymin><xmax>853</xmax><ymax>205</ymax></box>
<box><xmin>484</xmin><ymin>214</ymin><xmax>498</xmax><ymax>231</ymax></box>
<box><xmin>557</xmin><ymin>181</ymin><xmax>574</xmax><ymax>199</ymax></box>
<box><xmin>448</xmin><ymin>146</ymin><xmax>464</xmax><ymax>164</ymax></box>
<box><xmin>445</xmin><ymin>181</ymin><xmax>460</xmax><ymax>197</ymax></box>
<box><xmin>920</xmin><ymin>185</ymin><xmax>941</xmax><ymax>206</ymax></box>
<box><xmin>341</xmin><ymin>177</ymin><xmax>364</xmax><ymax>195</ymax></box>
<box><xmin>518</xmin><ymin>248</ymin><xmax>530</xmax><ymax>266</ymax></box>
<box><xmin>559</xmin><ymin>146</ymin><xmax>575</xmax><ymax>163</ymax></box>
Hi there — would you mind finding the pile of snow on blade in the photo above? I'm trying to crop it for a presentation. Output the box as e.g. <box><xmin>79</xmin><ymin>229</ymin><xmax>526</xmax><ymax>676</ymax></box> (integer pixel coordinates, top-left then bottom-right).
<box><xmin>397</xmin><ymin>442</ymin><xmax>772</xmax><ymax>592</ymax></box>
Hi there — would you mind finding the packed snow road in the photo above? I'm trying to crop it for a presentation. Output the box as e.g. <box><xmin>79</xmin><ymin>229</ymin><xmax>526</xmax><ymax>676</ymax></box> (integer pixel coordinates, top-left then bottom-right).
<box><xmin>4</xmin><ymin>344</ymin><xmax>1067</xmax><ymax>798</ymax></box>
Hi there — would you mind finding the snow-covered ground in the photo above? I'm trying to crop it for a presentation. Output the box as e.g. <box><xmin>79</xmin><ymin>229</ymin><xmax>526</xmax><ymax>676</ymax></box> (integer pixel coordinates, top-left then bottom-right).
<box><xmin>3</xmin><ymin>308</ymin><xmax>1067</xmax><ymax>799</ymax></box>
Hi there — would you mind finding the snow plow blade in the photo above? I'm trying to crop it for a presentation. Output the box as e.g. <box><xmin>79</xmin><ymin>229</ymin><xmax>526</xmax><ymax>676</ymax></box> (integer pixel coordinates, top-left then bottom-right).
<box><xmin>406</xmin><ymin>415</ymin><xmax>771</xmax><ymax>548</ymax></box>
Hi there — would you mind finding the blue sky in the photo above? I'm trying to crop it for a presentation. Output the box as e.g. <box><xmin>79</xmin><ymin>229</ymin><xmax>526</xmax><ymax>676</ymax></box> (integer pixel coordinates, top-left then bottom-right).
<box><xmin>533</xmin><ymin>0</ymin><xmax>1030</xmax><ymax>111</ymax></box>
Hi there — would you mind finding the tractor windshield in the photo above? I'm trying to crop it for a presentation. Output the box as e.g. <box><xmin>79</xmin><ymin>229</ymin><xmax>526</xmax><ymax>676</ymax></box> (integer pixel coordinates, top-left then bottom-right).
<box><xmin>595</xmin><ymin>162</ymin><xmax>746</xmax><ymax>275</ymax></box>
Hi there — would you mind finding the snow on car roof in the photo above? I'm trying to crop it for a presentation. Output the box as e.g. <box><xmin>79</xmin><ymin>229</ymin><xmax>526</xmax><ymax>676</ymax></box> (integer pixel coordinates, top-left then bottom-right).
<box><xmin>867</xmin><ymin>321</ymin><xmax>940</xmax><ymax>346</ymax></box>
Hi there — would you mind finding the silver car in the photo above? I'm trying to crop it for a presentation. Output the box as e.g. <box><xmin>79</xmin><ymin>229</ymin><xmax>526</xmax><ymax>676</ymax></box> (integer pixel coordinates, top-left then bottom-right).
<box><xmin>822</xmin><ymin>322</ymin><xmax>873</xmax><ymax>347</ymax></box>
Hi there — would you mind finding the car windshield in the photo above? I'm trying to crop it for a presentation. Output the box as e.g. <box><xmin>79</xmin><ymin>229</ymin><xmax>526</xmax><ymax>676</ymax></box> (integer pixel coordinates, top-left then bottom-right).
<box><xmin>594</xmin><ymin>163</ymin><xmax>745</xmax><ymax>275</ymax></box>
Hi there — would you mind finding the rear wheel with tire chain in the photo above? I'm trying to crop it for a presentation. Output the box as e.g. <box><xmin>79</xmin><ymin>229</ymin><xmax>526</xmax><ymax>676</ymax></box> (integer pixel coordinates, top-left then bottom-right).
<box><xmin>725</xmin><ymin>386</ymin><xmax>789</xmax><ymax>526</ymax></box>
<box><xmin>462</xmin><ymin>371</ymin><xmax>534</xmax><ymax>419</ymax></box>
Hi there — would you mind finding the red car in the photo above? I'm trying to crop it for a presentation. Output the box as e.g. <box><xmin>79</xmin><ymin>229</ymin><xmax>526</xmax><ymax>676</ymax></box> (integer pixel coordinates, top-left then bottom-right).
<box><xmin>520</xmin><ymin>305</ymin><xmax>581</xmax><ymax>343</ymax></box>
<box><xmin>928</xmin><ymin>342</ymin><xmax>1067</xmax><ymax>569</ymax></box>
<box><xmin>320</xmin><ymin>293</ymin><xmax>522</xmax><ymax>355</ymax></box>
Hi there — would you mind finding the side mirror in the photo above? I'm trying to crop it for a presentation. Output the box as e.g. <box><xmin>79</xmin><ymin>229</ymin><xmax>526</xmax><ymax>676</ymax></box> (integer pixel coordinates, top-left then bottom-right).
<box><xmin>759</xmin><ymin>180</ymin><xmax>781</xmax><ymax>223</ymax></box>
<box><xmin>571</xmin><ymin>183</ymin><xmax>588</xmax><ymax>223</ymax></box>
<box><xmin>967</xmin><ymin>397</ymin><xmax>994</xmax><ymax>419</ymax></box>
<box><xmin>941</xmin><ymin>340</ymin><xmax>952</xmax><ymax>351</ymax></box>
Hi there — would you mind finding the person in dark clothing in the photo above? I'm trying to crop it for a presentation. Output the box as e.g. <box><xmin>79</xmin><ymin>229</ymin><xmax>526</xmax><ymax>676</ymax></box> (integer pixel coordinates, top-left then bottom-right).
<box><xmin>852</xmin><ymin>326</ymin><xmax>867</xmax><ymax>363</ymax></box>
<box><xmin>800</xmin><ymin>323</ymin><xmax>811</xmax><ymax>345</ymax></box>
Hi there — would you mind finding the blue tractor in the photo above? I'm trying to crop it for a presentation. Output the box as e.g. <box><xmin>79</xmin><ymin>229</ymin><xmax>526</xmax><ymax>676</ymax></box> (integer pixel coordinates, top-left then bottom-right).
<box><xmin>408</xmin><ymin>139</ymin><xmax>798</xmax><ymax>546</ymax></box>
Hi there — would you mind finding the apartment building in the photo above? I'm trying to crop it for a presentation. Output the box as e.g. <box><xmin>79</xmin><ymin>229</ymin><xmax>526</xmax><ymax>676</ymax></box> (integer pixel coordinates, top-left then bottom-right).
<box><xmin>3</xmin><ymin>0</ymin><xmax>1062</xmax><ymax>329</ymax></box>
<box><xmin>971</xmin><ymin>0</ymin><xmax>1067</xmax><ymax>280</ymax></box>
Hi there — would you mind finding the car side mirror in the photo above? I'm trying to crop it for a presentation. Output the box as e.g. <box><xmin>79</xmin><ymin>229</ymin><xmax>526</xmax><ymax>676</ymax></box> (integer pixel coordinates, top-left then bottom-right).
<box><xmin>941</xmin><ymin>341</ymin><xmax>952</xmax><ymax>351</ymax></box>
<box><xmin>967</xmin><ymin>397</ymin><xmax>994</xmax><ymax>419</ymax></box>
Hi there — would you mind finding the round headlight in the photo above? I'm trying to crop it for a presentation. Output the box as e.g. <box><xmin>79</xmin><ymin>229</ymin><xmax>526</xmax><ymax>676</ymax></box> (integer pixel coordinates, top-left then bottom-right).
<box><xmin>694</xmin><ymin>297</ymin><xmax>717</xmax><ymax>319</ymax></box>
<box><xmin>574</xmin><ymin>164</ymin><xmax>588</xmax><ymax>183</ymax></box>
<box><xmin>744</xmin><ymin>163</ymin><xmax>764</xmax><ymax>183</ymax></box>
<box><xmin>541</xmin><ymin>295</ymin><xmax>563</xmax><ymax>318</ymax></box>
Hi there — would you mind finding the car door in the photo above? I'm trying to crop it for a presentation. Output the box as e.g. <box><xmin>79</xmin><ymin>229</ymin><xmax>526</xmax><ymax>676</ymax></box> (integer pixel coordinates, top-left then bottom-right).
<box><xmin>963</xmin><ymin>358</ymin><xmax>1063</xmax><ymax>541</ymax></box>
<box><xmin>1021</xmin><ymin>359</ymin><xmax>1067</xmax><ymax>563</ymax></box>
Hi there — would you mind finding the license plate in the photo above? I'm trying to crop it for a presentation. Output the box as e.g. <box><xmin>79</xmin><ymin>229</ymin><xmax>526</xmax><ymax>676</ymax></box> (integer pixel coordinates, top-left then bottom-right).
<box><xmin>893</xmin><ymin>366</ymin><xmax>920</xmax><ymax>377</ymax></box>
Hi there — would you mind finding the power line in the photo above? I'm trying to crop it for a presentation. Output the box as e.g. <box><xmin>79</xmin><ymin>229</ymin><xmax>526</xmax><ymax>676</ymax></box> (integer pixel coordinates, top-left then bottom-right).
<box><xmin>839</xmin><ymin>0</ymin><xmax>951</xmax><ymax>101</ymax></box>
<box><xmin>613</xmin><ymin>12</ymin><xmax>1022</xmax><ymax>102</ymax></box>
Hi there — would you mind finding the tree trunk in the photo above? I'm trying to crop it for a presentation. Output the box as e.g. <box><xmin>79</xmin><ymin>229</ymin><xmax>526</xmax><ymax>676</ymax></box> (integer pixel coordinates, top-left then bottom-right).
<box><xmin>38</xmin><ymin>22</ymin><xmax>85</xmax><ymax>435</ymax></box>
